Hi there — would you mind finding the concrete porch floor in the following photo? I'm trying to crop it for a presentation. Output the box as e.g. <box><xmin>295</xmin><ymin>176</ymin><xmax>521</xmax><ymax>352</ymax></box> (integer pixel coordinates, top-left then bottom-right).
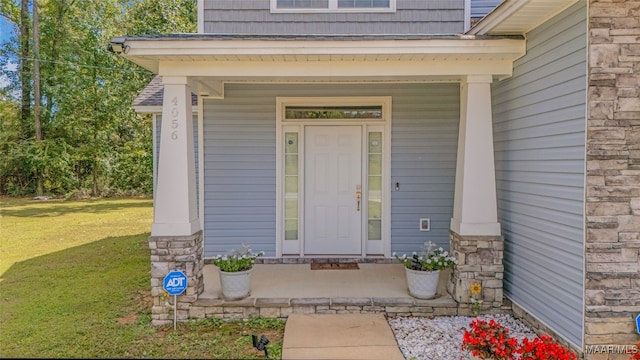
<box><xmin>202</xmin><ymin>263</ymin><xmax>427</xmax><ymax>299</ymax></box>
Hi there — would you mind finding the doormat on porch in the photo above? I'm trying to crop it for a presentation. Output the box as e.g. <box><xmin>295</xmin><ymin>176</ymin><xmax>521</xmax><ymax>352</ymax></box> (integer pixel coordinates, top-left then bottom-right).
<box><xmin>310</xmin><ymin>262</ymin><xmax>359</xmax><ymax>270</ymax></box>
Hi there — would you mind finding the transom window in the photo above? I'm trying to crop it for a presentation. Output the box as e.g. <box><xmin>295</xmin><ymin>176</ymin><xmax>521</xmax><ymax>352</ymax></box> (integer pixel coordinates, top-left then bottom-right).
<box><xmin>285</xmin><ymin>106</ymin><xmax>383</xmax><ymax>120</ymax></box>
<box><xmin>272</xmin><ymin>0</ymin><xmax>395</xmax><ymax>12</ymax></box>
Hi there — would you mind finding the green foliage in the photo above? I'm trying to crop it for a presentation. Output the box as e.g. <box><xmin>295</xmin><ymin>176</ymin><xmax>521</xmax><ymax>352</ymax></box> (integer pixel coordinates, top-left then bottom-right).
<box><xmin>0</xmin><ymin>0</ymin><xmax>197</xmax><ymax>196</ymax></box>
<box><xmin>246</xmin><ymin>316</ymin><xmax>286</xmax><ymax>329</ymax></box>
<box><xmin>125</xmin><ymin>0</ymin><xmax>197</xmax><ymax>35</ymax></box>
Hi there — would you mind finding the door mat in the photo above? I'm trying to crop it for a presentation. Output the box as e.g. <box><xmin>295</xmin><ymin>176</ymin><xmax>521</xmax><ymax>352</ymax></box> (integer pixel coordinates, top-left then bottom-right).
<box><xmin>310</xmin><ymin>262</ymin><xmax>359</xmax><ymax>270</ymax></box>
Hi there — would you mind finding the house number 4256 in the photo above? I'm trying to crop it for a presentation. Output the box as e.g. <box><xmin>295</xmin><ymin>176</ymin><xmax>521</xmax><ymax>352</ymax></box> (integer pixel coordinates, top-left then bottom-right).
<box><xmin>170</xmin><ymin>96</ymin><xmax>179</xmax><ymax>140</ymax></box>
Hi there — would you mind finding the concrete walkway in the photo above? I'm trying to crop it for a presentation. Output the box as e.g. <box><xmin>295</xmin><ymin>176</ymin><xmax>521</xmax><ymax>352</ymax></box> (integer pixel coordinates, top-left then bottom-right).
<box><xmin>281</xmin><ymin>313</ymin><xmax>405</xmax><ymax>360</ymax></box>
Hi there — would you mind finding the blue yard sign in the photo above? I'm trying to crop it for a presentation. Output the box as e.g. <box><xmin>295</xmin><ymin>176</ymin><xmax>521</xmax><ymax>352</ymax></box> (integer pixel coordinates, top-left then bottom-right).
<box><xmin>636</xmin><ymin>314</ymin><xmax>640</xmax><ymax>334</ymax></box>
<box><xmin>163</xmin><ymin>270</ymin><xmax>188</xmax><ymax>330</ymax></box>
<box><xmin>163</xmin><ymin>270</ymin><xmax>188</xmax><ymax>296</ymax></box>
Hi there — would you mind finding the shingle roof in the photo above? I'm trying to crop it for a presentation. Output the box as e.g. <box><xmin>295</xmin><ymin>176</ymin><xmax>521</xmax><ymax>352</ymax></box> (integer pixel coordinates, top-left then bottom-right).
<box><xmin>133</xmin><ymin>76</ymin><xmax>198</xmax><ymax>110</ymax></box>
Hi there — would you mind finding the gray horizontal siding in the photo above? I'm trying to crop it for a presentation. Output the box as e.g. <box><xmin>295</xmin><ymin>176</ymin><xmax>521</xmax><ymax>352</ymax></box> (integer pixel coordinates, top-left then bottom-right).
<box><xmin>155</xmin><ymin>115</ymin><xmax>200</xmax><ymax>215</ymax></box>
<box><xmin>202</xmin><ymin>83</ymin><xmax>459</xmax><ymax>258</ymax></box>
<box><xmin>470</xmin><ymin>0</ymin><xmax>501</xmax><ymax>18</ymax></box>
<box><xmin>491</xmin><ymin>1</ymin><xmax>586</xmax><ymax>347</ymax></box>
<box><xmin>203</xmin><ymin>88</ymin><xmax>276</xmax><ymax>256</ymax></box>
<box><xmin>203</xmin><ymin>0</ymin><xmax>464</xmax><ymax>34</ymax></box>
<box><xmin>391</xmin><ymin>85</ymin><xmax>459</xmax><ymax>254</ymax></box>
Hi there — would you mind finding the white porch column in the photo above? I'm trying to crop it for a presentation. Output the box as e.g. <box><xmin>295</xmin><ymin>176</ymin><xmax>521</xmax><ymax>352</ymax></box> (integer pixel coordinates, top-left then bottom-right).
<box><xmin>151</xmin><ymin>76</ymin><xmax>200</xmax><ymax>236</ymax></box>
<box><xmin>450</xmin><ymin>75</ymin><xmax>501</xmax><ymax>236</ymax></box>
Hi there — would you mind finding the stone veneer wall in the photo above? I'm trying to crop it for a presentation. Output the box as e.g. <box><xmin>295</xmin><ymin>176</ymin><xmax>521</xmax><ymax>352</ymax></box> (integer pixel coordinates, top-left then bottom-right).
<box><xmin>586</xmin><ymin>0</ymin><xmax>640</xmax><ymax>356</ymax></box>
<box><xmin>447</xmin><ymin>231</ymin><xmax>505</xmax><ymax>315</ymax></box>
<box><xmin>149</xmin><ymin>231</ymin><xmax>204</xmax><ymax>326</ymax></box>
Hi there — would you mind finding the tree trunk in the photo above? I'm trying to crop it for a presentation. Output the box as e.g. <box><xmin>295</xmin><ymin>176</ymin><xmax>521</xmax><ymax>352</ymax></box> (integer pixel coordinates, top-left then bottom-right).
<box><xmin>33</xmin><ymin>0</ymin><xmax>43</xmax><ymax>196</ymax></box>
<box><xmin>33</xmin><ymin>0</ymin><xmax>41</xmax><ymax>141</ymax></box>
<box><xmin>19</xmin><ymin>0</ymin><xmax>31</xmax><ymax>138</ymax></box>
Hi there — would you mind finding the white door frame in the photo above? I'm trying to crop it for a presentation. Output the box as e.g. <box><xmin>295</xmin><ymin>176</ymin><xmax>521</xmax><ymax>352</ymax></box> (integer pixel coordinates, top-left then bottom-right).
<box><xmin>275</xmin><ymin>96</ymin><xmax>392</xmax><ymax>258</ymax></box>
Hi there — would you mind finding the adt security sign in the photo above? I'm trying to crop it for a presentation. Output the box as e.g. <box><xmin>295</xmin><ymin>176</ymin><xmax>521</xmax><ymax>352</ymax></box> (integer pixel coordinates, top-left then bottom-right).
<box><xmin>163</xmin><ymin>270</ymin><xmax>188</xmax><ymax>296</ymax></box>
<box><xmin>636</xmin><ymin>314</ymin><xmax>640</xmax><ymax>334</ymax></box>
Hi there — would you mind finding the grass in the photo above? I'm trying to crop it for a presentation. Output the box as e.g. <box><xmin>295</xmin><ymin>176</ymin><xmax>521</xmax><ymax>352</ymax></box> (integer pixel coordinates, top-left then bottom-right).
<box><xmin>0</xmin><ymin>197</ymin><xmax>285</xmax><ymax>359</ymax></box>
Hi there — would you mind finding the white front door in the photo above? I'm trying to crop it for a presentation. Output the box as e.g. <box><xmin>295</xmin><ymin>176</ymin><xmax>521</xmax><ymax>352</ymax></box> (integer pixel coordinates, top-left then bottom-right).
<box><xmin>304</xmin><ymin>126</ymin><xmax>362</xmax><ymax>255</ymax></box>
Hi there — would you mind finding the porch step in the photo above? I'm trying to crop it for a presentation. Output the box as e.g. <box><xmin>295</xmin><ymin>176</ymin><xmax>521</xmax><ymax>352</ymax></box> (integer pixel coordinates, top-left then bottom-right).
<box><xmin>191</xmin><ymin>263</ymin><xmax>461</xmax><ymax>319</ymax></box>
<box><xmin>192</xmin><ymin>293</ymin><xmax>459</xmax><ymax>319</ymax></box>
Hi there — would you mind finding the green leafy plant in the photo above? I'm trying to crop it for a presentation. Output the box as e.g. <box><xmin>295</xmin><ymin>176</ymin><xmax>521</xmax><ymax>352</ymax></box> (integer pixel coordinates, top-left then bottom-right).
<box><xmin>470</xmin><ymin>283</ymin><xmax>483</xmax><ymax>316</ymax></box>
<box><xmin>393</xmin><ymin>241</ymin><xmax>457</xmax><ymax>272</ymax></box>
<box><xmin>212</xmin><ymin>244</ymin><xmax>264</xmax><ymax>272</ymax></box>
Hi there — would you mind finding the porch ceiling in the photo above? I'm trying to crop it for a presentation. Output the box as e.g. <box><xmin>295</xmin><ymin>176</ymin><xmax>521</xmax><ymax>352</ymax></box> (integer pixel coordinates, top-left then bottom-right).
<box><xmin>113</xmin><ymin>34</ymin><xmax>526</xmax><ymax>82</ymax></box>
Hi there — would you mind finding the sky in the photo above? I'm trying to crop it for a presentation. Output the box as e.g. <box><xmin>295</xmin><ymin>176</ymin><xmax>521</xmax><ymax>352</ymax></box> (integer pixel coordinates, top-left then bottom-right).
<box><xmin>0</xmin><ymin>17</ymin><xmax>15</xmax><ymax>89</ymax></box>
<box><xmin>0</xmin><ymin>15</ymin><xmax>14</xmax><ymax>52</ymax></box>
<box><xmin>0</xmin><ymin>16</ymin><xmax>11</xmax><ymax>43</ymax></box>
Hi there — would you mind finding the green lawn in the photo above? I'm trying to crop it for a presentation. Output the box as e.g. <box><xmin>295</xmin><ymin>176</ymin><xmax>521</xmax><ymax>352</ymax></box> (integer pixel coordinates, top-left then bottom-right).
<box><xmin>0</xmin><ymin>197</ymin><xmax>284</xmax><ymax>359</ymax></box>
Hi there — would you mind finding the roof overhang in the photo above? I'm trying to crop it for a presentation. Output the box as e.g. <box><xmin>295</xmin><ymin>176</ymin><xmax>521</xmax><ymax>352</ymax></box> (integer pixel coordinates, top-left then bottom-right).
<box><xmin>467</xmin><ymin>0</ymin><xmax>581</xmax><ymax>35</ymax></box>
<box><xmin>111</xmin><ymin>34</ymin><xmax>526</xmax><ymax>82</ymax></box>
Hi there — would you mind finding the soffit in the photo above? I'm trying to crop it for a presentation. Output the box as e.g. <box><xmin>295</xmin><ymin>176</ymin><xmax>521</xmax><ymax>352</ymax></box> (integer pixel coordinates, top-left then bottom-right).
<box><xmin>468</xmin><ymin>0</ymin><xmax>580</xmax><ymax>35</ymax></box>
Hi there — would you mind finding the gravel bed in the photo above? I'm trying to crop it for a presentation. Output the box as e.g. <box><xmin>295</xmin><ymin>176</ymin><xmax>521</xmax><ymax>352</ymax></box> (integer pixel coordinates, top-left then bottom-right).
<box><xmin>387</xmin><ymin>313</ymin><xmax>538</xmax><ymax>360</ymax></box>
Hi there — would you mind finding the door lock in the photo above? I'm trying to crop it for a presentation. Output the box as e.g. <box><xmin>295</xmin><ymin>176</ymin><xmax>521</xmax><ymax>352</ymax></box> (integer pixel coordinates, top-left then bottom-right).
<box><xmin>355</xmin><ymin>185</ymin><xmax>361</xmax><ymax>212</ymax></box>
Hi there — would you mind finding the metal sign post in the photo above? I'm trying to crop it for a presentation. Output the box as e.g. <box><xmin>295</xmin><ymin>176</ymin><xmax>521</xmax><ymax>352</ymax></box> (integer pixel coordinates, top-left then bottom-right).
<box><xmin>163</xmin><ymin>270</ymin><xmax>188</xmax><ymax>330</ymax></box>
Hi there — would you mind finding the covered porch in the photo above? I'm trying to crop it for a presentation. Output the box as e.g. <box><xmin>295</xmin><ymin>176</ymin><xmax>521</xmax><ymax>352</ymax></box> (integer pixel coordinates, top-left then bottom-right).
<box><xmin>119</xmin><ymin>34</ymin><xmax>524</xmax><ymax>325</ymax></box>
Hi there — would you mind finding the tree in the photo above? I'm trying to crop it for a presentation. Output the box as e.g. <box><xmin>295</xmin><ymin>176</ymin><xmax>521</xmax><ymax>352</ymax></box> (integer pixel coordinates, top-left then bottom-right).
<box><xmin>0</xmin><ymin>0</ymin><xmax>196</xmax><ymax>197</ymax></box>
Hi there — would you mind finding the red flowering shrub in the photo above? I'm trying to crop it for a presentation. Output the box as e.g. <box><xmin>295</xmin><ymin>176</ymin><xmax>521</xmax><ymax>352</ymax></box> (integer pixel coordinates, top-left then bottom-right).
<box><xmin>631</xmin><ymin>343</ymin><xmax>640</xmax><ymax>360</ymax></box>
<box><xmin>461</xmin><ymin>319</ymin><xmax>519</xmax><ymax>360</ymax></box>
<box><xmin>461</xmin><ymin>319</ymin><xmax>580</xmax><ymax>360</ymax></box>
<box><xmin>518</xmin><ymin>334</ymin><xmax>577</xmax><ymax>360</ymax></box>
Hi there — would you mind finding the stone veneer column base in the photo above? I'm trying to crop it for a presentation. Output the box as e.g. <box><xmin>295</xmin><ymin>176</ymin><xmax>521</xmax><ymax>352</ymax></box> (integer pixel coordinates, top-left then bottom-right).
<box><xmin>148</xmin><ymin>231</ymin><xmax>204</xmax><ymax>326</ymax></box>
<box><xmin>447</xmin><ymin>230</ymin><xmax>504</xmax><ymax>314</ymax></box>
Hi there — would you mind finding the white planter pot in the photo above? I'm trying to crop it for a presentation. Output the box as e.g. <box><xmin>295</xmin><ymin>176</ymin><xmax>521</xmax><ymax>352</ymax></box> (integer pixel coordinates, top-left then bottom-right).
<box><xmin>218</xmin><ymin>268</ymin><xmax>252</xmax><ymax>300</ymax></box>
<box><xmin>405</xmin><ymin>268</ymin><xmax>440</xmax><ymax>299</ymax></box>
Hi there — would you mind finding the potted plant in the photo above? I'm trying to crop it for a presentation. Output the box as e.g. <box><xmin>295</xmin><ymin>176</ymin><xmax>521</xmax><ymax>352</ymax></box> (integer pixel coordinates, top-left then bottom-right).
<box><xmin>393</xmin><ymin>241</ymin><xmax>457</xmax><ymax>299</ymax></box>
<box><xmin>461</xmin><ymin>318</ymin><xmax>519</xmax><ymax>360</ymax></box>
<box><xmin>212</xmin><ymin>244</ymin><xmax>264</xmax><ymax>300</ymax></box>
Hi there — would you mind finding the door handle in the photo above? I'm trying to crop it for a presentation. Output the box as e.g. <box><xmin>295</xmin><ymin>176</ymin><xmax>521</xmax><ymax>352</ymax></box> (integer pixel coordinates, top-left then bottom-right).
<box><xmin>355</xmin><ymin>185</ymin><xmax>361</xmax><ymax>212</ymax></box>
